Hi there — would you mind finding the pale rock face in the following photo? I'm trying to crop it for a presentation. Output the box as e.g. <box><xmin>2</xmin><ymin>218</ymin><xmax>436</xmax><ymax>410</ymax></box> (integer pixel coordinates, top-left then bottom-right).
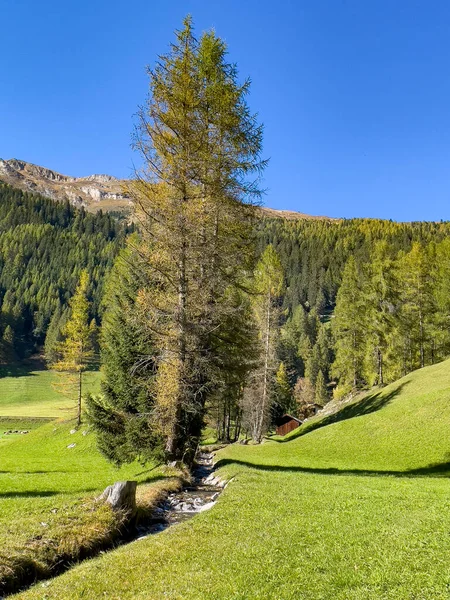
<box><xmin>0</xmin><ymin>158</ymin><xmax>132</xmax><ymax>214</ymax></box>
<box><xmin>80</xmin><ymin>186</ymin><xmax>102</xmax><ymax>201</ymax></box>
<box><xmin>0</xmin><ymin>159</ymin><xmax>19</xmax><ymax>177</ymax></box>
<box><xmin>84</xmin><ymin>174</ymin><xmax>117</xmax><ymax>183</ymax></box>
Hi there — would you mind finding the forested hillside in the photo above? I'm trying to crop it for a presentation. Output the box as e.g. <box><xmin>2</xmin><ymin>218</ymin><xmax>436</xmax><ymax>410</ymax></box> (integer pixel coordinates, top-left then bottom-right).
<box><xmin>0</xmin><ymin>183</ymin><xmax>131</xmax><ymax>360</ymax></box>
<box><xmin>2</xmin><ymin>174</ymin><xmax>450</xmax><ymax>443</ymax></box>
<box><xmin>260</xmin><ymin>217</ymin><xmax>450</xmax><ymax>408</ymax></box>
<box><xmin>260</xmin><ymin>217</ymin><xmax>450</xmax><ymax>311</ymax></box>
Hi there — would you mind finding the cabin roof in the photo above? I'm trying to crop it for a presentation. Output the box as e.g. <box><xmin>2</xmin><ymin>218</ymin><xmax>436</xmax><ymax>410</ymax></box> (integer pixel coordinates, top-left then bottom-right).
<box><xmin>277</xmin><ymin>414</ymin><xmax>303</xmax><ymax>426</ymax></box>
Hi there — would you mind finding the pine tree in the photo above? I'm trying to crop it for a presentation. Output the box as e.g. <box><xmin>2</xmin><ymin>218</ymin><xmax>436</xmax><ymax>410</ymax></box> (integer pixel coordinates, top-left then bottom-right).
<box><xmin>44</xmin><ymin>303</ymin><xmax>69</xmax><ymax>366</ymax></box>
<box><xmin>52</xmin><ymin>270</ymin><xmax>95</xmax><ymax>426</ymax></box>
<box><xmin>274</xmin><ymin>361</ymin><xmax>294</xmax><ymax>415</ymax></box>
<box><xmin>213</xmin><ymin>288</ymin><xmax>259</xmax><ymax>443</ymax></box>
<box><xmin>279</xmin><ymin>304</ymin><xmax>308</xmax><ymax>385</ymax></box>
<box><xmin>87</xmin><ymin>240</ymin><xmax>162</xmax><ymax>465</ymax></box>
<box><xmin>315</xmin><ymin>369</ymin><xmax>328</xmax><ymax>406</ymax></box>
<box><xmin>2</xmin><ymin>325</ymin><xmax>16</xmax><ymax>362</ymax></box>
<box><xmin>305</xmin><ymin>324</ymin><xmax>333</xmax><ymax>387</ymax></box>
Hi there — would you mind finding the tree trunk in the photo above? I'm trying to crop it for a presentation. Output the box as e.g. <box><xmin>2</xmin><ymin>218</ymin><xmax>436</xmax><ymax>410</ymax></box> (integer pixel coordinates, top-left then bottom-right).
<box><xmin>165</xmin><ymin>212</ymin><xmax>189</xmax><ymax>463</ymax></box>
<box><xmin>378</xmin><ymin>348</ymin><xmax>384</xmax><ymax>386</ymax></box>
<box><xmin>100</xmin><ymin>481</ymin><xmax>137</xmax><ymax>517</ymax></box>
<box><xmin>77</xmin><ymin>370</ymin><xmax>82</xmax><ymax>426</ymax></box>
<box><xmin>256</xmin><ymin>292</ymin><xmax>271</xmax><ymax>443</ymax></box>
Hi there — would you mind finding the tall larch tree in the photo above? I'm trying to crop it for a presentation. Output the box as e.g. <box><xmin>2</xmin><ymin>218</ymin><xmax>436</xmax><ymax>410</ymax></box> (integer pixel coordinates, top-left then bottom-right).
<box><xmin>52</xmin><ymin>270</ymin><xmax>95</xmax><ymax>426</ymax></box>
<box><xmin>397</xmin><ymin>243</ymin><xmax>436</xmax><ymax>370</ymax></box>
<box><xmin>127</xmin><ymin>17</ymin><xmax>265</xmax><ymax>462</ymax></box>
<box><xmin>332</xmin><ymin>256</ymin><xmax>367</xmax><ymax>396</ymax></box>
<box><xmin>243</xmin><ymin>245</ymin><xmax>284</xmax><ymax>442</ymax></box>
<box><xmin>363</xmin><ymin>241</ymin><xmax>397</xmax><ymax>386</ymax></box>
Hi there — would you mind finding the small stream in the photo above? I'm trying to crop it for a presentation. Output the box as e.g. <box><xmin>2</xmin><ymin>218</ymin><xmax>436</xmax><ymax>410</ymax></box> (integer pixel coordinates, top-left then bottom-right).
<box><xmin>133</xmin><ymin>452</ymin><xmax>224</xmax><ymax>540</ymax></box>
<box><xmin>2</xmin><ymin>452</ymin><xmax>224</xmax><ymax>597</ymax></box>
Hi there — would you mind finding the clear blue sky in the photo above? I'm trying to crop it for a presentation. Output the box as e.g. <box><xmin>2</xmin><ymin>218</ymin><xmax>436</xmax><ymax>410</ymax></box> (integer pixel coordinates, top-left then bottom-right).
<box><xmin>2</xmin><ymin>1</ymin><xmax>450</xmax><ymax>221</ymax></box>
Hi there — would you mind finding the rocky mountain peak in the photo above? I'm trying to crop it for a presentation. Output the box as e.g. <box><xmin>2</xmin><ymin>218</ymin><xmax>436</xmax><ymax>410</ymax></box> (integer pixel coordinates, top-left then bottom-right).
<box><xmin>0</xmin><ymin>159</ymin><xmax>131</xmax><ymax>213</ymax></box>
<box><xmin>0</xmin><ymin>158</ymin><xmax>331</xmax><ymax>221</ymax></box>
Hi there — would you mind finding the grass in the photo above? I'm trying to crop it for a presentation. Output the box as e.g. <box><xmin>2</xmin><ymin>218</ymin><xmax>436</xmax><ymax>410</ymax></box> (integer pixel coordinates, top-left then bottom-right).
<box><xmin>12</xmin><ymin>358</ymin><xmax>450</xmax><ymax>599</ymax></box>
<box><xmin>0</xmin><ymin>366</ymin><xmax>101</xmax><ymax>417</ymax></box>
<box><xmin>0</xmin><ymin>417</ymin><xmax>52</xmax><ymax>445</ymax></box>
<box><xmin>0</xmin><ymin>419</ymin><xmax>182</xmax><ymax>595</ymax></box>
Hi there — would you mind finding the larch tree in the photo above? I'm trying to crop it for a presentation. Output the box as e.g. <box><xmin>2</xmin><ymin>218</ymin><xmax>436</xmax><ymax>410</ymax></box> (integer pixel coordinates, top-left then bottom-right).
<box><xmin>434</xmin><ymin>238</ymin><xmax>450</xmax><ymax>358</ymax></box>
<box><xmin>126</xmin><ymin>17</ymin><xmax>265</xmax><ymax>462</ymax></box>
<box><xmin>314</xmin><ymin>369</ymin><xmax>328</xmax><ymax>406</ymax></box>
<box><xmin>274</xmin><ymin>361</ymin><xmax>294</xmax><ymax>416</ymax></box>
<box><xmin>397</xmin><ymin>243</ymin><xmax>436</xmax><ymax>370</ymax></box>
<box><xmin>363</xmin><ymin>241</ymin><xmax>397</xmax><ymax>386</ymax></box>
<box><xmin>243</xmin><ymin>244</ymin><xmax>284</xmax><ymax>442</ymax></box>
<box><xmin>52</xmin><ymin>270</ymin><xmax>95</xmax><ymax>426</ymax></box>
<box><xmin>332</xmin><ymin>256</ymin><xmax>367</xmax><ymax>396</ymax></box>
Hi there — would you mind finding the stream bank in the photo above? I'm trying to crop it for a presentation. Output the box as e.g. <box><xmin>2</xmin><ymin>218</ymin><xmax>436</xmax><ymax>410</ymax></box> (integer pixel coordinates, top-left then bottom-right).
<box><xmin>2</xmin><ymin>451</ymin><xmax>224</xmax><ymax>597</ymax></box>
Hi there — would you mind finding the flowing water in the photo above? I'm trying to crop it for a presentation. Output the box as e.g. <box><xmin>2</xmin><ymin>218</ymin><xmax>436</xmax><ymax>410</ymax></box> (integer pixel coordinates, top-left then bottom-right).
<box><xmin>133</xmin><ymin>452</ymin><xmax>224</xmax><ymax>540</ymax></box>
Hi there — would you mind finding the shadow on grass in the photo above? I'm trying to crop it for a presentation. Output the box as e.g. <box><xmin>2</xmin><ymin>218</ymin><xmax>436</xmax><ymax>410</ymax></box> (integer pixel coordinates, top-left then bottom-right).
<box><xmin>134</xmin><ymin>463</ymin><xmax>164</xmax><ymax>477</ymax></box>
<box><xmin>0</xmin><ymin>470</ymin><xmax>70</xmax><ymax>474</ymax></box>
<box><xmin>0</xmin><ymin>365</ymin><xmax>39</xmax><ymax>378</ymax></box>
<box><xmin>0</xmin><ymin>490</ymin><xmax>59</xmax><ymax>498</ymax></box>
<box><xmin>214</xmin><ymin>458</ymin><xmax>450</xmax><ymax>478</ymax></box>
<box><xmin>274</xmin><ymin>382</ymin><xmax>409</xmax><ymax>443</ymax></box>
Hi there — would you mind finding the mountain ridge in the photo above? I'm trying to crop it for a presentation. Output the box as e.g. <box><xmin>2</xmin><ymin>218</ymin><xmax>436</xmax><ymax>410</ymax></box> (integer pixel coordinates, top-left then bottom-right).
<box><xmin>0</xmin><ymin>158</ymin><xmax>131</xmax><ymax>213</ymax></box>
<box><xmin>0</xmin><ymin>158</ymin><xmax>333</xmax><ymax>220</ymax></box>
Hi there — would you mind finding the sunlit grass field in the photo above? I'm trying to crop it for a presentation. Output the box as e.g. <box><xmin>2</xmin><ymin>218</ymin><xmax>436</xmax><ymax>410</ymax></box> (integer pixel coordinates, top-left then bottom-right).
<box><xmin>0</xmin><ymin>420</ymin><xmax>179</xmax><ymax>595</ymax></box>
<box><xmin>14</xmin><ymin>358</ymin><xmax>450</xmax><ymax>599</ymax></box>
<box><xmin>0</xmin><ymin>366</ymin><xmax>101</xmax><ymax>417</ymax></box>
<box><xmin>0</xmin><ymin>362</ymin><xmax>182</xmax><ymax>595</ymax></box>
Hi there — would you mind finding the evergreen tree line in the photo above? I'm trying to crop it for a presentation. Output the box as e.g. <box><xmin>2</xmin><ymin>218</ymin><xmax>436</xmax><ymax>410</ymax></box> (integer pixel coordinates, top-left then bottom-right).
<box><xmin>260</xmin><ymin>217</ymin><xmax>450</xmax><ymax>314</ymax></box>
<box><xmin>0</xmin><ymin>183</ymin><xmax>131</xmax><ymax>362</ymax></box>
<box><xmin>332</xmin><ymin>239</ymin><xmax>450</xmax><ymax>395</ymax></box>
<box><xmin>272</xmin><ymin>222</ymin><xmax>450</xmax><ymax>416</ymax></box>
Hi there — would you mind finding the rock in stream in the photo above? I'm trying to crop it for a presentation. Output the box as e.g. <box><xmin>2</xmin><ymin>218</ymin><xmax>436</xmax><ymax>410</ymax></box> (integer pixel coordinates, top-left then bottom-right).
<box><xmin>134</xmin><ymin>452</ymin><xmax>222</xmax><ymax>540</ymax></box>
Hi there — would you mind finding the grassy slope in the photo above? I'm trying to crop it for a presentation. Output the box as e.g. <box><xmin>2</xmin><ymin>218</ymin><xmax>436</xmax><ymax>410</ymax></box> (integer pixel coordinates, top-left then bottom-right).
<box><xmin>0</xmin><ymin>367</ymin><xmax>101</xmax><ymax>417</ymax></box>
<box><xmin>16</xmin><ymin>359</ymin><xmax>450</xmax><ymax>600</ymax></box>
<box><xmin>0</xmin><ymin>418</ymin><xmax>50</xmax><ymax>445</ymax></box>
<box><xmin>0</xmin><ymin>420</ymin><xmax>180</xmax><ymax>594</ymax></box>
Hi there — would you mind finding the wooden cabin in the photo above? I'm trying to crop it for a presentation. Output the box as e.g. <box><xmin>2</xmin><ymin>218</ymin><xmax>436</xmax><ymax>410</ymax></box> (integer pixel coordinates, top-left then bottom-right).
<box><xmin>276</xmin><ymin>414</ymin><xmax>302</xmax><ymax>436</ymax></box>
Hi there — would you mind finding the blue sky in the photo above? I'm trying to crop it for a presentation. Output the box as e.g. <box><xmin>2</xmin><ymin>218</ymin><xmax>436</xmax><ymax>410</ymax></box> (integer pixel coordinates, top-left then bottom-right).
<box><xmin>2</xmin><ymin>0</ymin><xmax>450</xmax><ymax>221</ymax></box>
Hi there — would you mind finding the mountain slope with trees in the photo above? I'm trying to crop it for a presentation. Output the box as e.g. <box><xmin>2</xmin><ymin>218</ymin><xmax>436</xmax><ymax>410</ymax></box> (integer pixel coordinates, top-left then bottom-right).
<box><xmin>0</xmin><ymin>183</ymin><xmax>131</xmax><ymax>361</ymax></box>
<box><xmin>264</xmin><ymin>217</ymin><xmax>450</xmax><ymax>408</ymax></box>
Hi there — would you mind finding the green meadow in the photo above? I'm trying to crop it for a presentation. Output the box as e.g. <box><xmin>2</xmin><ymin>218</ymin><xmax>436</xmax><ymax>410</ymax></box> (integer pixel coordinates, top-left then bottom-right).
<box><xmin>0</xmin><ymin>420</ymin><xmax>180</xmax><ymax>595</ymax></box>
<box><xmin>0</xmin><ymin>366</ymin><xmax>101</xmax><ymax>418</ymax></box>
<box><xmin>0</xmin><ymin>366</ymin><xmax>180</xmax><ymax>595</ymax></box>
<box><xmin>10</xmin><ymin>358</ymin><xmax>450</xmax><ymax>599</ymax></box>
